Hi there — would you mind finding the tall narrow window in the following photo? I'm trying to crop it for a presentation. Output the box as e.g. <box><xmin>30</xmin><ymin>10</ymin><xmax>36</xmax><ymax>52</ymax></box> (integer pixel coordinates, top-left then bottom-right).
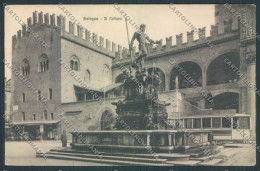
<box><xmin>33</xmin><ymin>114</ymin><xmax>36</xmax><ymax>120</ymax></box>
<box><xmin>46</xmin><ymin>60</ymin><xmax>49</xmax><ymax>70</ymax></box>
<box><xmin>51</xmin><ymin>113</ymin><xmax>54</xmax><ymax>120</ymax></box>
<box><xmin>40</xmin><ymin>62</ymin><xmax>43</xmax><ymax>72</ymax></box>
<box><xmin>84</xmin><ymin>70</ymin><xmax>91</xmax><ymax>82</ymax></box>
<box><xmin>44</xmin><ymin>110</ymin><xmax>48</xmax><ymax>120</ymax></box>
<box><xmin>70</xmin><ymin>60</ymin><xmax>74</xmax><ymax>70</ymax></box>
<box><xmin>22</xmin><ymin>112</ymin><xmax>25</xmax><ymax>121</ymax></box>
<box><xmin>49</xmin><ymin>88</ymin><xmax>52</xmax><ymax>99</ymax></box>
<box><xmin>70</xmin><ymin>56</ymin><xmax>80</xmax><ymax>71</ymax></box>
<box><xmin>43</xmin><ymin>61</ymin><xmax>47</xmax><ymax>71</ymax></box>
<box><xmin>38</xmin><ymin>90</ymin><xmax>41</xmax><ymax>101</ymax></box>
<box><xmin>22</xmin><ymin>59</ymin><xmax>30</xmax><ymax>76</ymax></box>
<box><xmin>74</xmin><ymin>61</ymin><xmax>78</xmax><ymax>71</ymax></box>
<box><xmin>39</xmin><ymin>54</ymin><xmax>49</xmax><ymax>72</ymax></box>
<box><xmin>25</xmin><ymin>67</ymin><xmax>28</xmax><ymax>75</ymax></box>
<box><xmin>22</xmin><ymin>93</ymin><xmax>25</xmax><ymax>103</ymax></box>
<box><xmin>28</xmin><ymin>65</ymin><xmax>30</xmax><ymax>74</ymax></box>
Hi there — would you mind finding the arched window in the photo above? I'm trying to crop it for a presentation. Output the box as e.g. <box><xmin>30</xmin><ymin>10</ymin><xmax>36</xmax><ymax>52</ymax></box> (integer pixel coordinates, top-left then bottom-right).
<box><xmin>101</xmin><ymin>110</ymin><xmax>114</xmax><ymax>130</ymax></box>
<box><xmin>70</xmin><ymin>60</ymin><xmax>74</xmax><ymax>70</ymax></box>
<box><xmin>103</xmin><ymin>64</ymin><xmax>111</xmax><ymax>84</ymax></box>
<box><xmin>103</xmin><ymin>64</ymin><xmax>110</xmax><ymax>74</ymax></box>
<box><xmin>70</xmin><ymin>55</ymin><xmax>80</xmax><ymax>71</ymax></box>
<box><xmin>84</xmin><ymin>70</ymin><xmax>91</xmax><ymax>82</ymax></box>
<box><xmin>33</xmin><ymin>114</ymin><xmax>36</xmax><ymax>120</ymax></box>
<box><xmin>22</xmin><ymin>59</ymin><xmax>30</xmax><ymax>76</ymax></box>
<box><xmin>39</xmin><ymin>53</ymin><xmax>49</xmax><ymax>72</ymax></box>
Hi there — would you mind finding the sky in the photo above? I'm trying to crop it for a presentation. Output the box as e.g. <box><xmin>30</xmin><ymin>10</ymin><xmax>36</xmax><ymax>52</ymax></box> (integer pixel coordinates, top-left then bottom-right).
<box><xmin>4</xmin><ymin>4</ymin><xmax>215</xmax><ymax>79</ymax></box>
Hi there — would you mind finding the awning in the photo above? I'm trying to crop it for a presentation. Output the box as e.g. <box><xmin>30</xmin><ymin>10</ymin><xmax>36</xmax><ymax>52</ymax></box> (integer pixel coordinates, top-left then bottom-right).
<box><xmin>99</xmin><ymin>83</ymin><xmax>123</xmax><ymax>92</ymax></box>
<box><xmin>74</xmin><ymin>83</ymin><xmax>123</xmax><ymax>93</ymax></box>
<box><xmin>11</xmin><ymin>120</ymin><xmax>60</xmax><ymax>126</ymax></box>
<box><xmin>74</xmin><ymin>84</ymin><xmax>102</xmax><ymax>93</ymax></box>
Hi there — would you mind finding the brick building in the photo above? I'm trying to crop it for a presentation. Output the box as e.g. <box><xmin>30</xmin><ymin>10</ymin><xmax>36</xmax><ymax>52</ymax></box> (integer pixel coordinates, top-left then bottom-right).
<box><xmin>11</xmin><ymin>4</ymin><xmax>256</xmax><ymax>141</ymax></box>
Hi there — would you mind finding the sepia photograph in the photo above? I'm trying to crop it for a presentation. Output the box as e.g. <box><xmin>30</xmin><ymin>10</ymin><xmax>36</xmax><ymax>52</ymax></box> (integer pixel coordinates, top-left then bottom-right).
<box><xmin>3</xmin><ymin>3</ymin><xmax>257</xmax><ymax>167</ymax></box>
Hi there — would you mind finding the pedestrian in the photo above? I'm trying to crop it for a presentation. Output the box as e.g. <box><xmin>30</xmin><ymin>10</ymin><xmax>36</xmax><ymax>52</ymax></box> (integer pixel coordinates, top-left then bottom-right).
<box><xmin>209</xmin><ymin>132</ymin><xmax>214</xmax><ymax>145</ymax></box>
<box><xmin>60</xmin><ymin>130</ymin><xmax>67</xmax><ymax>147</ymax></box>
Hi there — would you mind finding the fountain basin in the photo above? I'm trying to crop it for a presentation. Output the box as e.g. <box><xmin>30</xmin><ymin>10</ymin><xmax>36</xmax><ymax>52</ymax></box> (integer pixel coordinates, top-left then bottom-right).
<box><xmin>71</xmin><ymin>130</ymin><xmax>210</xmax><ymax>154</ymax></box>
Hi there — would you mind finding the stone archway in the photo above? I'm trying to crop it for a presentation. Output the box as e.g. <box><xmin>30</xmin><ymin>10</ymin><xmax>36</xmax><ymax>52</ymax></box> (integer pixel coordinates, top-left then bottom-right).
<box><xmin>170</xmin><ymin>61</ymin><xmax>202</xmax><ymax>90</ymax></box>
<box><xmin>100</xmin><ymin>110</ymin><xmax>115</xmax><ymax>130</ymax></box>
<box><xmin>207</xmin><ymin>52</ymin><xmax>240</xmax><ymax>86</ymax></box>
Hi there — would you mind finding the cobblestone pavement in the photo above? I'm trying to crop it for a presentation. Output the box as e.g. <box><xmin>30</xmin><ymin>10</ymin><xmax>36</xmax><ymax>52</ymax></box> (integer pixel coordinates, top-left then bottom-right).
<box><xmin>5</xmin><ymin>140</ymin><xmax>110</xmax><ymax>166</ymax></box>
<box><xmin>217</xmin><ymin>144</ymin><xmax>256</xmax><ymax>166</ymax></box>
<box><xmin>5</xmin><ymin>141</ymin><xmax>256</xmax><ymax>166</ymax></box>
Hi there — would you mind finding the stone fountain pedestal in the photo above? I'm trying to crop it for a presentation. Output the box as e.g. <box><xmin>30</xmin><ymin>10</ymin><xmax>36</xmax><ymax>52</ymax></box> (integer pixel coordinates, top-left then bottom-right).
<box><xmin>70</xmin><ymin>67</ymin><xmax>211</xmax><ymax>155</ymax></box>
<box><xmin>37</xmin><ymin>66</ymin><xmax>213</xmax><ymax>165</ymax></box>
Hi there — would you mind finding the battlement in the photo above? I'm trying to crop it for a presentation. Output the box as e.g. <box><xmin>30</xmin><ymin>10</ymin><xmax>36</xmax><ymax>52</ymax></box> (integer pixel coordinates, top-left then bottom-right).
<box><xmin>114</xmin><ymin>18</ymin><xmax>239</xmax><ymax>62</ymax></box>
<box><xmin>12</xmin><ymin>11</ymin><xmax>128</xmax><ymax>57</ymax></box>
<box><xmin>13</xmin><ymin>11</ymin><xmax>239</xmax><ymax>59</ymax></box>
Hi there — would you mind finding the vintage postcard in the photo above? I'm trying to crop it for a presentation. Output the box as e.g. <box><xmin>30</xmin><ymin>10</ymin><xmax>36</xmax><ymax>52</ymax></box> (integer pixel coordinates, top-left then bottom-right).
<box><xmin>3</xmin><ymin>4</ymin><xmax>257</xmax><ymax>167</ymax></box>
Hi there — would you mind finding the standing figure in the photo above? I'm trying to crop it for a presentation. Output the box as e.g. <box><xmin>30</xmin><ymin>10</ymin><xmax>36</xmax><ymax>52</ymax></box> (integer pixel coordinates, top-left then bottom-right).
<box><xmin>60</xmin><ymin>130</ymin><xmax>67</xmax><ymax>147</ymax></box>
<box><xmin>129</xmin><ymin>24</ymin><xmax>159</xmax><ymax>70</ymax></box>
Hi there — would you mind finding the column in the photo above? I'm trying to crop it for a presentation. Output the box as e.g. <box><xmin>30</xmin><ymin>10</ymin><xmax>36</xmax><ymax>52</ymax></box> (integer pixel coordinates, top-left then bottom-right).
<box><xmin>231</xmin><ymin>117</ymin><xmax>233</xmax><ymax>141</ymax></box>
<box><xmin>220</xmin><ymin>118</ymin><xmax>222</xmax><ymax>128</ymax></box>
<box><xmin>146</xmin><ymin>133</ymin><xmax>151</xmax><ymax>146</ymax></box>
<box><xmin>231</xmin><ymin>117</ymin><xmax>233</xmax><ymax>129</ymax></box>
<box><xmin>246</xmin><ymin>52</ymin><xmax>256</xmax><ymax>139</ymax></box>
<box><xmin>173</xmin><ymin>134</ymin><xmax>176</xmax><ymax>146</ymax></box>
<box><xmin>175</xmin><ymin>76</ymin><xmax>179</xmax><ymax>90</ymax></box>
<box><xmin>165</xmin><ymin>73</ymin><xmax>170</xmax><ymax>91</ymax></box>
<box><xmin>191</xmin><ymin>119</ymin><xmax>194</xmax><ymax>128</ymax></box>
<box><xmin>201</xmin><ymin>118</ymin><xmax>203</xmax><ymax>128</ymax></box>
<box><xmin>168</xmin><ymin>134</ymin><xmax>172</xmax><ymax>145</ymax></box>
<box><xmin>210</xmin><ymin>118</ymin><xmax>213</xmax><ymax>128</ymax></box>
<box><xmin>202</xmin><ymin>68</ymin><xmax>207</xmax><ymax>88</ymax></box>
<box><xmin>40</xmin><ymin>124</ymin><xmax>44</xmax><ymax>141</ymax></box>
<box><xmin>183</xmin><ymin>133</ymin><xmax>186</xmax><ymax>145</ymax></box>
